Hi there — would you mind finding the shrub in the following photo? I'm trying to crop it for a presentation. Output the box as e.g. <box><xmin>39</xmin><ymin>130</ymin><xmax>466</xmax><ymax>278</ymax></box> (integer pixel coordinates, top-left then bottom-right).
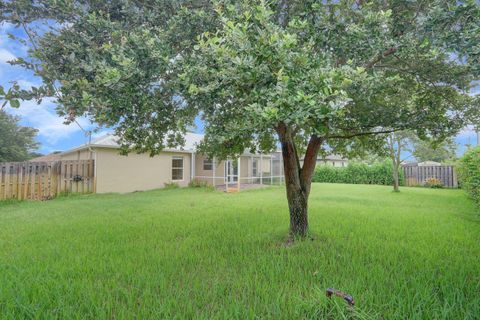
<box><xmin>457</xmin><ymin>146</ymin><xmax>480</xmax><ymax>207</ymax></box>
<box><xmin>313</xmin><ymin>160</ymin><xmax>404</xmax><ymax>186</ymax></box>
<box><xmin>188</xmin><ymin>179</ymin><xmax>214</xmax><ymax>190</ymax></box>
<box><xmin>424</xmin><ymin>177</ymin><xmax>443</xmax><ymax>188</ymax></box>
<box><xmin>164</xmin><ymin>182</ymin><xmax>180</xmax><ymax>189</ymax></box>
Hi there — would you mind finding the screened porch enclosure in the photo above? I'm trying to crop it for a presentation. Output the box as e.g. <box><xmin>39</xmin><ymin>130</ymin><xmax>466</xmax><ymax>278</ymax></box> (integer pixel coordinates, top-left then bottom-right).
<box><xmin>192</xmin><ymin>152</ymin><xmax>285</xmax><ymax>192</ymax></box>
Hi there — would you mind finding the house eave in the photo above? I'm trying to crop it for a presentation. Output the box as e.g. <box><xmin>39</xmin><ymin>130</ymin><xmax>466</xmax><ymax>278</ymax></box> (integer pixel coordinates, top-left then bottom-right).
<box><xmin>60</xmin><ymin>144</ymin><xmax>196</xmax><ymax>156</ymax></box>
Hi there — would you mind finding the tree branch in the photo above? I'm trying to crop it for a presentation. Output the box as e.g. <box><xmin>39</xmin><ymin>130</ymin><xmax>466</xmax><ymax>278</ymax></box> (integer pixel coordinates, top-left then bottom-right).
<box><xmin>277</xmin><ymin>0</ymin><xmax>289</xmax><ymax>28</ymax></box>
<box><xmin>301</xmin><ymin>135</ymin><xmax>323</xmax><ymax>196</ymax></box>
<box><xmin>328</xmin><ymin>128</ymin><xmax>401</xmax><ymax>139</ymax></box>
<box><xmin>365</xmin><ymin>47</ymin><xmax>397</xmax><ymax>69</ymax></box>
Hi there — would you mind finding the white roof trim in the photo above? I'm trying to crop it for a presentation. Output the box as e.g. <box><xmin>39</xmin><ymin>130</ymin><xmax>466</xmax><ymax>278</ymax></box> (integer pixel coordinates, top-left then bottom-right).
<box><xmin>60</xmin><ymin>132</ymin><xmax>266</xmax><ymax>156</ymax></box>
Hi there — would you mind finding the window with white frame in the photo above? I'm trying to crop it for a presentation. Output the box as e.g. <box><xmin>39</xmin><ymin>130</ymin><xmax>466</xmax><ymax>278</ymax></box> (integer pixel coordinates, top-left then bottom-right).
<box><xmin>203</xmin><ymin>158</ymin><xmax>213</xmax><ymax>170</ymax></box>
<box><xmin>172</xmin><ymin>156</ymin><xmax>184</xmax><ymax>181</ymax></box>
<box><xmin>252</xmin><ymin>159</ymin><xmax>258</xmax><ymax>176</ymax></box>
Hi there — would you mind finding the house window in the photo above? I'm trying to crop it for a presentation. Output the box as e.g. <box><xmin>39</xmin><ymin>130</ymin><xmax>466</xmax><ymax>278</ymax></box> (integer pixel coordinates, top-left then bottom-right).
<box><xmin>203</xmin><ymin>158</ymin><xmax>213</xmax><ymax>171</ymax></box>
<box><xmin>252</xmin><ymin>159</ymin><xmax>258</xmax><ymax>176</ymax></box>
<box><xmin>172</xmin><ymin>156</ymin><xmax>184</xmax><ymax>181</ymax></box>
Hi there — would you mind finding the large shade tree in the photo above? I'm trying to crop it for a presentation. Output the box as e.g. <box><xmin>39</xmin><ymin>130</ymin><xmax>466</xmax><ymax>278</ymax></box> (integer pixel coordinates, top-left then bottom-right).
<box><xmin>1</xmin><ymin>0</ymin><xmax>479</xmax><ymax>237</ymax></box>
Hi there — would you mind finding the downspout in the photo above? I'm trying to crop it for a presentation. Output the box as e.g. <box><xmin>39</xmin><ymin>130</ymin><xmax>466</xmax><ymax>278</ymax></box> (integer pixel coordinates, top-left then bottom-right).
<box><xmin>191</xmin><ymin>152</ymin><xmax>195</xmax><ymax>182</ymax></box>
<box><xmin>93</xmin><ymin>147</ymin><xmax>97</xmax><ymax>193</ymax></box>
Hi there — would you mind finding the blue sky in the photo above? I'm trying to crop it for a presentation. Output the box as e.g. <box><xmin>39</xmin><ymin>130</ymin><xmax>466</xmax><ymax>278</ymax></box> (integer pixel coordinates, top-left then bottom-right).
<box><xmin>0</xmin><ymin>22</ymin><xmax>478</xmax><ymax>156</ymax></box>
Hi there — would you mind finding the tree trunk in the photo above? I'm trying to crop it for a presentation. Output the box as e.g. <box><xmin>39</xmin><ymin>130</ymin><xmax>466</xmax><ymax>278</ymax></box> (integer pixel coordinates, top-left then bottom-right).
<box><xmin>277</xmin><ymin>124</ymin><xmax>322</xmax><ymax>238</ymax></box>
<box><xmin>286</xmin><ymin>182</ymin><xmax>309</xmax><ymax>236</ymax></box>
<box><xmin>280</xmin><ymin>135</ymin><xmax>309</xmax><ymax>237</ymax></box>
<box><xmin>392</xmin><ymin>164</ymin><xmax>400</xmax><ymax>192</ymax></box>
<box><xmin>388</xmin><ymin>133</ymin><xmax>401</xmax><ymax>192</ymax></box>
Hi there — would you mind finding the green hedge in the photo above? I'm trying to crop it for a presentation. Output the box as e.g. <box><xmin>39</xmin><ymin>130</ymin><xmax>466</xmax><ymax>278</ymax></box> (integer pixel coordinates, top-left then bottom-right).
<box><xmin>457</xmin><ymin>147</ymin><xmax>480</xmax><ymax>207</ymax></box>
<box><xmin>312</xmin><ymin>160</ymin><xmax>404</xmax><ymax>186</ymax></box>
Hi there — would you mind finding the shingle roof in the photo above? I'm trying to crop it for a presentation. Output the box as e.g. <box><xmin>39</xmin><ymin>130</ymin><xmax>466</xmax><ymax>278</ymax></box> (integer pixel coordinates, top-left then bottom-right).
<box><xmin>64</xmin><ymin>132</ymin><xmax>205</xmax><ymax>154</ymax></box>
<box><xmin>319</xmin><ymin>154</ymin><xmax>347</xmax><ymax>161</ymax></box>
<box><xmin>30</xmin><ymin>153</ymin><xmax>62</xmax><ymax>162</ymax></box>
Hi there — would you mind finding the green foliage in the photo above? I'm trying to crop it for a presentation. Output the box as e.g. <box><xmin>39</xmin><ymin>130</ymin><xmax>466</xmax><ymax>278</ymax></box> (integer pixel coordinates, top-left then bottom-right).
<box><xmin>182</xmin><ymin>1</ymin><xmax>480</xmax><ymax>158</ymax></box>
<box><xmin>313</xmin><ymin>161</ymin><xmax>404</xmax><ymax>186</ymax></box>
<box><xmin>411</xmin><ymin>137</ymin><xmax>458</xmax><ymax>163</ymax></box>
<box><xmin>424</xmin><ymin>177</ymin><xmax>444</xmax><ymax>189</ymax></box>
<box><xmin>1</xmin><ymin>0</ymin><xmax>220</xmax><ymax>155</ymax></box>
<box><xmin>0</xmin><ymin>110</ymin><xmax>39</xmax><ymax>162</ymax></box>
<box><xmin>163</xmin><ymin>182</ymin><xmax>180</xmax><ymax>189</ymax></box>
<box><xmin>0</xmin><ymin>185</ymin><xmax>478</xmax><ymax>318</ymax></box>
<box><xmin>188</xmin><ymin>179</ymin><xmax>214</xmax><ymax>190</ymax></box>
<box><xmin>1</xmin><ymin>0</ymin><xmax>479</xmax><ymax>158</ymax></box>
<box><xmin>458</xmin><ymin>146</ymin><xmax>480</xmax><ymax>207</ymax></box>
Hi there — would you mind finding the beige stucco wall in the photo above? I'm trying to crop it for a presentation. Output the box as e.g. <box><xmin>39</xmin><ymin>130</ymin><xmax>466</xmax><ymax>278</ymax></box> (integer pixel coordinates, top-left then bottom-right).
<box><xmin>61</xmin><ymin>149</ymin><xmax>94</xmax><ymax>161</ymax></box>
<box><xmin>240</xmin><ymin>156</ymin><xmax>249</xmax><ymax>179</ymax></box>
<box><xmin>92</xmin><ymin>148</ymin><xmax>191</xmax><ymax>193</ymax></box>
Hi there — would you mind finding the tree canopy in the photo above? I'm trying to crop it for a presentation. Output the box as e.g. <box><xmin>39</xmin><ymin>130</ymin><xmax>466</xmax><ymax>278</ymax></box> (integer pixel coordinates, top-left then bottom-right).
<box><xmin>1</xmin><ymin>0</ymin><xmax>479</xmax><ymax>236</ymax></box>
<box><xmin>0</xmin><ymin>110</ymin><xmax>39</xmax><ymax>162</ymax></box>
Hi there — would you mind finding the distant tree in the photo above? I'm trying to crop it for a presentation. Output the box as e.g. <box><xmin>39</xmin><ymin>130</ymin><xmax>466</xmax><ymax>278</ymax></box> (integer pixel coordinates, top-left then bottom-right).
<box><xmin>0</xmin><ymin>110</ymin><xmax>39</xmax><ymax>162</ymax></box>
<box><xmin>1</xmin><ymin>0</ymin><xmax>479</xmax><ymax>237</ymax></box>
<box><xmin>385</xmin><ymin>131</ymin><xmax>413</xmax><ymax>192</ymax></box>
<box><xmin>28</xmin><ymin>152</ymin><xmax>44</xmax><ymax>159</ymax></box>
<box><xmin>411</xmin><ymin>137</ymin><xmax>458</xmax><ymax>163</ymax></box>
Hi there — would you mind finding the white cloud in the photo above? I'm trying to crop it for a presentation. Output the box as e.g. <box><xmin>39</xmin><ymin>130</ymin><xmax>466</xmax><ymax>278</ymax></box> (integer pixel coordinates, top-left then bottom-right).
<box><xmin>17</xmin><ymin>79</ymin><xmax>39</xmax><ymax>89</ymax></box>
<box><xmin>0</xmin><ymin>22</ymin><xmax>14</xmax><ymax>33</ymax></box>
<box><xmin>0</xmin><ymin>48</ymin><xmax>15</xmax><ymax>64</ymax></box>
<box><xmin>7</xmin><ymin>99</ymin><xmax>94</xmax><ymax>145</ymax></box>
<box><xmin>457</xmin><ymin>125</ymin><xmax>476</xmax><ymax>139</ymax></box>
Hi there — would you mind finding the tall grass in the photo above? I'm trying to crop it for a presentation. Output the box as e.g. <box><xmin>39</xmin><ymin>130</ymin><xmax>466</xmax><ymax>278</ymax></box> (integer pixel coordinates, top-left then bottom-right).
<box><xmin>0</xmin><ymin>184</ymin><xmax>479</xmax><ymax>319</ymax></box>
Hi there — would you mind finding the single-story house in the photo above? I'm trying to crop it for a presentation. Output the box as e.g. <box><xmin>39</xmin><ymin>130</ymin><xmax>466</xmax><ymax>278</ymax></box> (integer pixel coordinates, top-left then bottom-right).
<box><xmin>60</xmin><ymin>133</ymin><xmax>284</xmax><ymax>193</ymax></box>
<box><xmin>316</xmin><ymin>154</ymin><xmax>348</xmax><ymax>167</ymax></box>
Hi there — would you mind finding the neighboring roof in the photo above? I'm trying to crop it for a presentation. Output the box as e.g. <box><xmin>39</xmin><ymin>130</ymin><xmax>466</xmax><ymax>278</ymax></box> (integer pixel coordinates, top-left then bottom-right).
<box><xmin>61</xmin><ymin>132</ymin><xmax>205</xmax><ymax>155</ymax></box>
<box><xmin>402</xmin><ymin>161</ymin><xmax>442</xmax><ymax>167</ymax></box>
<box><xmin>274</xmin><ymin>151</ymin><xmax>348</xmax><ymax>161</ymax></box>
<box><xmin>30</xmin><ymin>153</ymin><xmax>62</xmax><ymax>162</ymax></box>
<box><xmin>318</xmin><ymin>154</ymin><xmax>348</xmax><ymax>161</ymax></box>
<box><xmin>418</xmin><ymin>161</ymin><xmax>442</xmax><ymax>166</ymax></box>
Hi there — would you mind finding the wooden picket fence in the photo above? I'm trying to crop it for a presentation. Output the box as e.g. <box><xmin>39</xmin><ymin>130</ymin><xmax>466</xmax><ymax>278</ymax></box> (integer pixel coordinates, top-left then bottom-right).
<box><xmin>403</xmin><ymin>165</ymin><xmax>458</xmax><ymax>188</ymax></box>
<box><xmin>0</xmin><ymin>160</ymin><xmax>95</xmax><ymax>200</ymax></box>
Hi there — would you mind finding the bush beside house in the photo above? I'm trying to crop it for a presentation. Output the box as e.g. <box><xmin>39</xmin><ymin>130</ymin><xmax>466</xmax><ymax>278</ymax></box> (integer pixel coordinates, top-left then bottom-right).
<box><xmin>457</xmin><ymin>147</ymin><xmax>480</xmax><ymax>207</ymax></box>
<box><xmin>313</xmin><ymin>160</ymin><xmax>404</xmax><ymax>186</ymax></box>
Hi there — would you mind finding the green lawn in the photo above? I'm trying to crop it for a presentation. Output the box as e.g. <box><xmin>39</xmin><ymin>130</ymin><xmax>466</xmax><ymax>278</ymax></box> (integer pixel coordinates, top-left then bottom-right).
<box><xmin>0</xmin><ymin>184</ymin><xmax>479</xmax><ymax>319</ymax></box>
